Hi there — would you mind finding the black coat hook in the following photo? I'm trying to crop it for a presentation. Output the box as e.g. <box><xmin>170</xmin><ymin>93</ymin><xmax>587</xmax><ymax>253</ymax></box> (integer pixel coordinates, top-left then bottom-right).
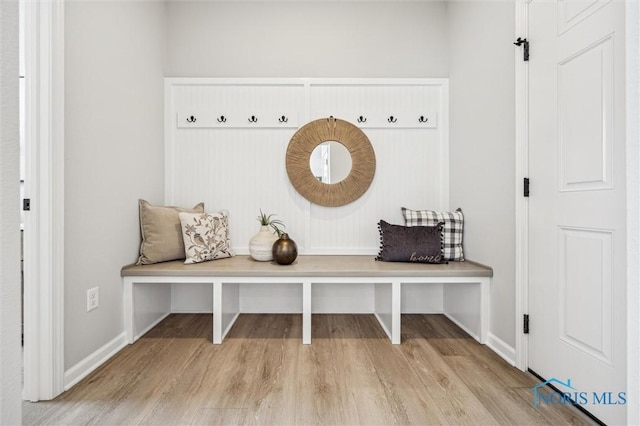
<box><xmin>388</xmin><ymin>115</ymin><xmax>397</xmax><ymax>123</ymax></box>
<box><xmin>357</xmin><ymin>115</ymin><xmax>367</xmax><ymax>123</ymax></box>
<box><xmin>514</xmin><ymin>37</ymin><xmax>529</xmax><ymax>61</ymax></box>
<box><xmin>186</xmin><ymin>115</ymin><xmax>197</xmax><ymax>123</ymax></box>
<box><xmin>248</xmin><ymin>115</ymin><xmax>258</xmax><ymax>123</ymax></box>
<box><xmin>278</xmin><ymin>115</ymin><xmax>288</xmax><ymax>123</ymax></box>
<box><xmin>418</xmin><ymin>116</ymin><xmax>429</xmax><ymax>123</ymax></box>
<box><xmin>217</xmin><ymin>115</ymin><xmax>227</xmax><ymax>123</ymax></box>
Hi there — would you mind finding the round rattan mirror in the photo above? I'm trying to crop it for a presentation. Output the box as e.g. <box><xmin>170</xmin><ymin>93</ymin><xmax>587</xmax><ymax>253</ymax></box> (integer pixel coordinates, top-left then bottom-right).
<box><xmin>286</xmin><ymin>117</ymin><xmax>376</xmax><ymax>207</ymax></box>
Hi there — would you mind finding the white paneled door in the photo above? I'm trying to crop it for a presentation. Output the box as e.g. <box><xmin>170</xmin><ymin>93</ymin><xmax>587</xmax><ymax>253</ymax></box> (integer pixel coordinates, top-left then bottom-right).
<box><xmin>528</xmin><ymin>0</ymin><xmax>626</xmax><ymax>424</ymax></box>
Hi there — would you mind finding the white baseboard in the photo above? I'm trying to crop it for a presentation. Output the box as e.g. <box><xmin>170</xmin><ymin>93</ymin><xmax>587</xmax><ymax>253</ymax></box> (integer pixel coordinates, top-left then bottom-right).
<box><xmin>487</xmin><ymin>332</ymin><xmax>516</xmax><ymax>366</ymax></box>
<box><xmin>442</xmin><ymin>313</ymin><xmax>516</xmax><ymax>366</ymax></box>
<box><xmin>64</xmin><ymin>332</ymin><xmax>128</xmax><ymax>391</ymax></box>
<box><xmin>171</xmin><ymin>309</ymin><xmax>213</xmax><ymax>314</ymax></box>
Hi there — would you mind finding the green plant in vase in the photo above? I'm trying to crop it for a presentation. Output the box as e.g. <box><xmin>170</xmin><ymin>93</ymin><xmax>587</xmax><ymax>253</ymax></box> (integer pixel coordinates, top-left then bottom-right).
<box><xmin>257</xmin><ymin>209</ymin><xmax>285</xmax><ymax>237</ymax></box>
<box><xmin>249</xmin><ymin>210</ymin><xmax>285</xmax><ymax>261</ymax></box>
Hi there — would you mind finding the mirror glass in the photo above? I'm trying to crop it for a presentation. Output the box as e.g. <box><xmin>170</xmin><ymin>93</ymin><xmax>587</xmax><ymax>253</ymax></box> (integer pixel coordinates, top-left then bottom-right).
<box><xmin>309</xmin><ymin>141</ymin><xmax>352</xmax><ymax>184</ymax></box>
<box><xmin>286</xmin><ymin>117</ymin><xmax>376</xmax><ymax>207</ymax></box>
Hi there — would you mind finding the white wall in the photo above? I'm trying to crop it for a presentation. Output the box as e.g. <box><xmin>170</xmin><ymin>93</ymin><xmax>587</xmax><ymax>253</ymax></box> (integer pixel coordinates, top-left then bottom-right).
<box><xmin>58</xmin><ymin>0</ymin><xmax>520</xmax><ymax>380</ymax></box>
<box><xmin>164</xmin><ymin>1</ymin><xmax>517</xmax><ymax>353</ymax></box>
<box><xmin>448</xmin><ymin>1</ymin><xmax>516</xmax><ymax>350</ymax></box>
<box><xmin>0</xmin><ymin>0</ymin><xmax>22</xmax><ymax>422</ymax></box>
<box><xmin>64</xmin><ymin>1</ymin><xmax>166</xmax><ymax>370</ymax></box>
<box><xmin>166</xmin><ymin>1</ymin><xmax>449</xmax><ymax>78</ymax></box>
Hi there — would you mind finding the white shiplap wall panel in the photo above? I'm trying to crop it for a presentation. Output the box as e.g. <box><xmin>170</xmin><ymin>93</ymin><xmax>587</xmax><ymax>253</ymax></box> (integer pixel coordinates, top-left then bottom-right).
<box><xmin>169</xmin><ymin>128</ymin><xmax>308</xmax><ymax>253</ymax></box>
<box><xmin>166</xmin><ymin>78</ymin><xmax>448</xmax><ymax>257</ymax></box>
<box><xmin>308</xmin><ymin>130</ymin><xmax>444</xmax><ymax>253</ymax></box>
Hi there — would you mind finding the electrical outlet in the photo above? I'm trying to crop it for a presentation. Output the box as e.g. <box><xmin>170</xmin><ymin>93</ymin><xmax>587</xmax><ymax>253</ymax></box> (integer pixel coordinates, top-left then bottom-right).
<box><xmin>87</xmin><ymin>287</ymin><xmax>99</xmax><ymax>312</ymax></box>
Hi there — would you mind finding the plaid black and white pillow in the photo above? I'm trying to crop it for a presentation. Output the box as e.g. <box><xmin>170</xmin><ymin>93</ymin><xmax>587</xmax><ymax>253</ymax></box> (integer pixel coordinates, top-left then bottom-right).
<box><xmin>401</xmin><ymin>207</ymin><xmax>464</xmax><ymax>261</ymax></box>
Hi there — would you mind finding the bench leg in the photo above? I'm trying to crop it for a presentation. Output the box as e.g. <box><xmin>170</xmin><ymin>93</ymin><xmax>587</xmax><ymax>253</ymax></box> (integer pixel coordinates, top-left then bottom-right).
<box><xmin>374</xmin><ymin>282</ymin><xmax>400</xmax><ymax>344</ymax></box>
<box><xmin>213</xmin><ymin>281</ymin><xmax>222</xmax><ymax>344</ymax></box>
<box><xmin>123</xmin><ymin>278</ymin><xmax>134</xmax><ymax>344</ymax></box>
<box><xmin>303</xmin><ymin>281</ymin><xmax>311</xmax><ymax>344</ymax></box>
<box><xmin>391</xmin><ymin>281</ymin><xmax>401</xmax><ymax>344</ymax></box>
<box><xmin>479</xmin><ymin>277</ymin><xmax>491</xmax><ymax>344</ymax></box>
<box><xmin>214</xmin><ymin>281</ymin><xmax>241</xmax><ymax>344</ymax></box>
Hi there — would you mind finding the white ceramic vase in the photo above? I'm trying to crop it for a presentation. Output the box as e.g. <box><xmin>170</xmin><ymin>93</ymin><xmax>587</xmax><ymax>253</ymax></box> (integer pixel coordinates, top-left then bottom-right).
<box><xmin>249</xmin><ymin>225</ymin><xmax>278</xmax><ymax>261</ymax></box>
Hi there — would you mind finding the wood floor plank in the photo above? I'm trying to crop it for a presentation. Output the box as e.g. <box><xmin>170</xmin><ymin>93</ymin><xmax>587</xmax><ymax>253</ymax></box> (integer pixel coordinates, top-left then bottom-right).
<box><xmin>242</xmin><ymin>314</ymin><xmax>300</xmax><ymax>425</ymax></box>
<box><xmin>138</xmin><ymin>314</ymin><xmax>278</xmax><ymax>425</ymax></box>
<box><xmin>444</xmin><ymin>354</ymin><xmax>563</xmax><ymax>425</ymax></box>
<box><xmin>322</xmin><ymin>314</ymin><xmax>398</xmax><ymax>425</ymax></box>
<box><xmin>27</xmin><ymin>314</ymin><xmax>210</xmax><ymax>425</ymax></box>
<box><xmin>421</xmin><ymin>315</ymin><xmax>540</xmax><ymax>389</ymax></box>
<box><xmin>355</xmin><ymin>314</ymin><xmax>452</xmax><ymax>425</ymax></box>
<box><xmin>406</xmin><ymin>314</ymin><xmax>474</xmax><ymax>357</ymax></box>
<box><xmin>191</xmin><ymin>408</ymin><xmax>249</xmax><ymax>426</ymax></box>
<box><xmin>22</xmin><ymin>314</ymin><xmax>599</xmax><ymax>426</ymax></box>
<box><xmin>511</xmin><ymin>387</ymin><xmax>597</xmax><ymax>425</ymax></box>
<box><xmin>294</xmin><ymin>314</ymin><xmax>350</xmax><ymax>425</ymax></box>
<box><xmin>94</xmin><ymin>314</ymin><xmax>213</xmax><ymax>425</ymax></box>
<box><xmin>401</xmin><ymin>315</ymin><xmax>499</xmax><ymax>424</ymax></box>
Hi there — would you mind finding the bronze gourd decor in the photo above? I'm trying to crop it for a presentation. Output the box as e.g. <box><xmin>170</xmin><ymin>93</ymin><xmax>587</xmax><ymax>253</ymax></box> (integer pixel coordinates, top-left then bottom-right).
<box><xmin>272</xmin><ymin>233</ymin><xmax>298</xmax><ymax>265</ymax></box>
<box><xmin>286</xmin><ymin>117</ymin><xmax>376</xmax><ymax>207</ymax></box>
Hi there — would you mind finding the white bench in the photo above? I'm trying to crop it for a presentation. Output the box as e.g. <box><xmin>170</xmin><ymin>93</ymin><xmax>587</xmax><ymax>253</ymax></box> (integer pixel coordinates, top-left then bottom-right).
<box><xmin>121</xmin><ymin>255</ymin><xmax>492</xmax><ymax>345</ymax></box>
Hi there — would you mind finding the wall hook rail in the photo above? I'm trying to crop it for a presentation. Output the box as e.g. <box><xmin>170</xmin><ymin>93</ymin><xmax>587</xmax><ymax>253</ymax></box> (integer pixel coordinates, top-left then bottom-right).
<box><xmin>279</xmin><ymin>115</ymin><xmax>288</xmax><ymax>123</ymax></box>
<box><xmin>357</xmin><ymin>115</ymin><xmax>367</xmax><ymax>123</ymax></box>
<box><xmin>387</xmin><ymin>115</ymin><xmax>397</xmax><ymax>123</ymax></box>
<box><xmin>418</xmin><ymin>116</ymin><xmax>428</xmax><ymax>123</ymax></box>
<box><xmin>217</xmin><ymin>115</ymin><xmax>227</xmax><ymax>123</ymax></box>
<box><xmin>186</xmin><ymin>115</ymin><xmax>197</xmax><ymax>123</ymax></box>
<box><xmin>248</xmin><ymin>115</ymin><xmax>258</xmax><ymax>123</ymax></box>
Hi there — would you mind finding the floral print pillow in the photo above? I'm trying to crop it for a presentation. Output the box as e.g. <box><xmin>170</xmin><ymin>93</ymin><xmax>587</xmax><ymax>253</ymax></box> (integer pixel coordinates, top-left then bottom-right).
<box><xmin>178</xmin><ymin>210</ymin><xmax>234</xmax><ymax>264</ymax></box>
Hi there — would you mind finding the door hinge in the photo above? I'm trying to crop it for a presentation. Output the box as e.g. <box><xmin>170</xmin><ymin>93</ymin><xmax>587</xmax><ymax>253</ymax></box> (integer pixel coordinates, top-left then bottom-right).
<box><xmin>524</xmin><ymin>177</ymin><xmax>530</xmax><ymax>197</ymax></box>
<box><xmin>514</xmin><ymin>37</ymin><xmax>529</xmax><ymax>61</ymax></box>
<box><xmin>23</xmin><ymin>198</ymin><xmax>31</xmax><ymax>211</ymax></box>
<box><xmin>523</xmin><ymin>314</ymin><xmax>530</xmax><ymax>334</ymax></box>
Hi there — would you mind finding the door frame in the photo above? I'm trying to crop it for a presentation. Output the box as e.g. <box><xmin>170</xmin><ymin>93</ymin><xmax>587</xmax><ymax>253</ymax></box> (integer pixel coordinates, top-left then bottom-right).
<box><xmin>513</xmin><ymin>1</ymin><xmax>640</xmax><ymax>423</ymax></box>
<box><xmin>624</xmin><ymin>2</ymin><xmax>640</xmax><ymax>424</ymax></box>
<box><xmin>514</xmin><ymin>0</ymin><xmax>530</xmax><ymax>372</ymax></box>
<box><xmin>22</xmin><ymin>0</ymin><xmax>65</xmax><ymax>401</ymax></box>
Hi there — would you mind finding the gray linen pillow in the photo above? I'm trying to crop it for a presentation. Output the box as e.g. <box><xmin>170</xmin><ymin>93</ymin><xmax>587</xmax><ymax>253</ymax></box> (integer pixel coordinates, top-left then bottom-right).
<box><xmin>137</xmin><ymin>199</ymin><xmax>204</xmax><ymax>265</ymax></box>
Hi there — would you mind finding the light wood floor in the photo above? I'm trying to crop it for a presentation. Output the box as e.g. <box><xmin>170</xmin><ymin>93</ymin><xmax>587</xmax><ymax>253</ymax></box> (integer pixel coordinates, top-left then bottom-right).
<box><xmin>23</xmin><ymin>314</ymin><xmax>595</xmax><ymax>425</ymax></box>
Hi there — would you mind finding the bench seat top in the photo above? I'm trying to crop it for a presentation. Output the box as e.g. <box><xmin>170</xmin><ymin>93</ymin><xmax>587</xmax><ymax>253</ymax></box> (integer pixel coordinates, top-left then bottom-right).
<box><xmin>121</xmin><ymin>255</ymin><xmax>492</xmax><ymax>278</ymax></box>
